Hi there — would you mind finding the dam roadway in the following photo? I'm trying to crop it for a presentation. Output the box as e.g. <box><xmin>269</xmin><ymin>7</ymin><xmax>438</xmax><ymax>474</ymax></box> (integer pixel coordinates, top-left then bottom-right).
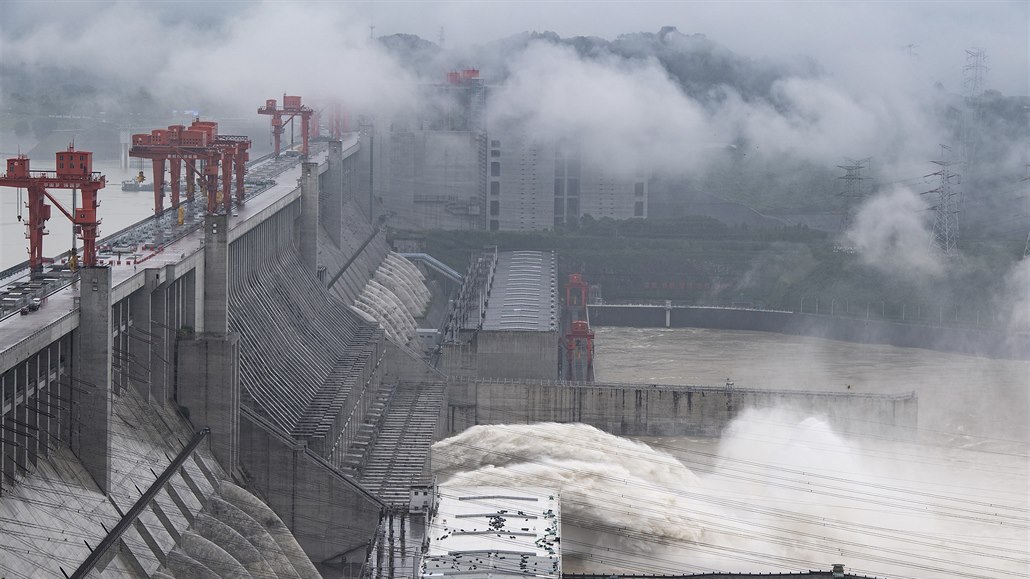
<box><xmin>0</xmin><ymin>141</ymin><xmax>340</xmax><ymax>371</ymax></box>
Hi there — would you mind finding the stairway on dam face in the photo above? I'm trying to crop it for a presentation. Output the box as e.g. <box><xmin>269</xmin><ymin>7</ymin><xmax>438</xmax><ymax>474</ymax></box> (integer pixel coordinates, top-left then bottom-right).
<box><xmin>339</xmin><ymin>383</ymin><xmax>396</xmax><ymax>473</ymax></box>
<box><xmin>340</xmin><ymin>381</ymin><xmax>445</xmax><ymax>507</ymax></box>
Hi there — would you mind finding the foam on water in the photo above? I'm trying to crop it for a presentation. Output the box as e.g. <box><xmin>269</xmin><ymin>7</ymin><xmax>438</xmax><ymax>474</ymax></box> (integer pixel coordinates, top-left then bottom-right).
<box><xmin>434</xmin><ymin>413</ymin><xmax>1030</xmax><ymax>578</ymax></box>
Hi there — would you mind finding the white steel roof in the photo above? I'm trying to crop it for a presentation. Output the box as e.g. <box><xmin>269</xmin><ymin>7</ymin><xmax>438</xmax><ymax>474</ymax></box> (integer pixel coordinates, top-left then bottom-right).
<box><xmin>421</xmin><ymin>486</ymin><xmax>561</xmax><ymax>578</ymax></box>
<box><xmin>480</xmin><ymin>251</ymin><xmax>558</xmax><ymax>332</ymax></box>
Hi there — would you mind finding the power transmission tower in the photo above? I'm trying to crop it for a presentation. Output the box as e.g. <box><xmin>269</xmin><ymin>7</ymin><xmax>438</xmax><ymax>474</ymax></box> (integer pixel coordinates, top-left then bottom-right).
<box><xmin>923</xmin><ymin>145</ymin><xmax>961</xmax><ymax>256</ymax></box>
<box><xmin>837</xmin><ymin>157</ymin><xmax>871</xmax><ymax>233</ymax></box>
<box><xmin>960</xmin><ymin>48</ymin><xmax>989</xmax><ymax>170</ymax></box>
<box><xmin>963</xmin><ymin>48</ymin><xmax>989</xmax><ymax>99</ymax></box>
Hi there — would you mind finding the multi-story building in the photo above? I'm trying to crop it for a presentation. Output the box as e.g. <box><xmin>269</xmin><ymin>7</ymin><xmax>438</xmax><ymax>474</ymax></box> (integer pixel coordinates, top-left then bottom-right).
<box><xmin>376</xmin><ymin>70</ymin><xmax>488</xmax><ymax>231</ymax></box>
<box><xmin>378</xmin><ymin>72</ymin><xmax>648</xmax><ymax>232</ymax></box>
<box><xmin>486</xmin><ymin>128</ymin><xmax>647</xmax><ymax>231</ymax></box>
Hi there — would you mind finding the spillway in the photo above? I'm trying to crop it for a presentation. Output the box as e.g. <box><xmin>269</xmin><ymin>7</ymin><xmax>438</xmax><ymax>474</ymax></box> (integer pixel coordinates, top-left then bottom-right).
<box><xmin>349</xmin><ymin>251</ymin><xmax>433</xmax><ymax>348</ymax></box>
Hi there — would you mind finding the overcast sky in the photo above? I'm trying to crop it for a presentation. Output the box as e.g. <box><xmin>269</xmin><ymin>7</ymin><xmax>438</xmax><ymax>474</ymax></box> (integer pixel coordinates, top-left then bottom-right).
<box><xmin>0</xmin><ymin>1</ymin><xmax>1026</xmax><ymax>275</ymax></box>
<box><xmin>0</xmin><ymin>0</ymin><xmax>1026</xmax><ymax>181</ymax></box>
<box><xmin>0</xmin><ymin>1</ymin><xmax>1027</xmax><ymax>96</ymax></box>
<box><xmin>357</xmin><ymin>0</ymin><xmax>1028</xmax><ymax>94</ymax></box>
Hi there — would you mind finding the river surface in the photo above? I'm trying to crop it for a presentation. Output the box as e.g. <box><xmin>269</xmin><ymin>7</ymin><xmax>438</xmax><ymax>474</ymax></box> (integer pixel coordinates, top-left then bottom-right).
<box><xmin>435</xmin><ymin>327</ymin><xmax>1030</xmax><ymax>578</ymax></box>
<box><xmin>594</xmin><ymin>326</ymin><xmax>1029</xmax><ymax>444</ymax></box>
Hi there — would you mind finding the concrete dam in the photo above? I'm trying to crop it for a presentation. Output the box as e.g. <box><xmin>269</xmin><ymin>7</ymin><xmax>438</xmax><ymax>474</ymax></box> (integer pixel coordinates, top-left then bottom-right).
<box><xmin>0</xmin><ymin>134</ymin><xmax>918</xmax><ymax>578</ymax></box>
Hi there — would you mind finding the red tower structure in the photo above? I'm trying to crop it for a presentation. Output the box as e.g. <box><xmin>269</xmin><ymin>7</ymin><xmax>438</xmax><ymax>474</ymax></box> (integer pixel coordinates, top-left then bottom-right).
<box><xmin>563</xmin><ymin>273</ymin><xmax>595</xmax><ymax>378</ymax></box>
<box><xmin>0</xmin><ymin>147</ymin><xmax>106</xmax><ymax>274</ymax></box>
<box><xmin>565</xmin><ymin>319</ymin><xmax>595</xmax><ymax>373</ymax></box>
<box><xmin>258</xmin><ymin>95</ymin><xmax>314</xmax><ymax>158</ymax></box>
<box><xmin>129</xmin><ymin>120</ymin><xmax>250</xmax><ymax>215</ymax></box>
<box><xmin>565</xmin><ymin>273</ymin><xmax>589</xmax><ymax>320</ymax></box>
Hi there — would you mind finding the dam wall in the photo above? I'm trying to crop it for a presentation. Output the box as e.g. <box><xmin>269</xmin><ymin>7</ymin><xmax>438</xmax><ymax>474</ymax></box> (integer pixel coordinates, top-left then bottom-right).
<box><xmin>446</xmin><ymin>378</ymin><xmax>917</xmax><ymax>439</ymax></box>
<box><xmin>319</xmin><ymin>197</ymin><xmax>392</xmax><ymax>306</ymax></box>
<box><xmin>589</xmin><ymin>304</ymin><xmax>1029</xmax><ymax>360</ymax></box>
<box><xmin>239</xmin><ymin>407</ymin><xmax>384</xmax><ymax>567</ymax></box>
<box><xmin>1</xmin><ymin>138</ymin><xmax>417</xmax><ymax>576</ymax></box>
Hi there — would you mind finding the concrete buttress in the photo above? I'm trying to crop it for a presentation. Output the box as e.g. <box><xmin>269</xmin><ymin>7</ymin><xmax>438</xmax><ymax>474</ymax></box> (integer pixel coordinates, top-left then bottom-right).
<box><xmin>176</xmin><ymin>213</ymin><xmax>241</xmax><ymax>475</ymax></box>
<box><xmin>326</xmin><ymin>140</ymin><xmax>344</xmax><ymax>249</ymax></box>
<box><xmin>299</xmin><ymin>161</ymin><xmax>319</xmax><ymax>276</ymax></box>
<box><xmin>72</xmin><ymin>266</ymin><xmax>114</xmax><ymax>493</ymax></box>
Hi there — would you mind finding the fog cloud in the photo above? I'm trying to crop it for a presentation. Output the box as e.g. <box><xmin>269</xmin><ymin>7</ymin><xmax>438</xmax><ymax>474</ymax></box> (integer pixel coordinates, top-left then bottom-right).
<box><xmin>0</xmin><ymin>1</ymin><xmax>418</xmax><ymax>119</ymax></box>
<box><xmin>485</xmin><ymin>34</ymin><xmax>950</xmax><ymax>180</ymax></box>
<box><xmin>0</xmin><ymin>1</ymin><xmax>1023</xmax><ymax>203</ymax></box>
<box><xmin>994</xmin><ymin>258</ymin><xmax>1030</xmax><ymax>334</ymax></box>
<box><xmin>843</xmin><ymin>186</ymin><xmax>942</xmax><ymax>278</ymax></box>
<box><xmin>487</xmin><ymin>42</ymin><xmax>712</xmax><ymax>175</ymax></box>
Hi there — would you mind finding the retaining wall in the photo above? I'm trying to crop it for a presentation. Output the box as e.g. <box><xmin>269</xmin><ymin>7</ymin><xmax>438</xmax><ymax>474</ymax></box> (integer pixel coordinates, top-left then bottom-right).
<box><xmin>446</xmin><ymin>378</ymin><xmax>917</xmax><ymax>439</ymax></box>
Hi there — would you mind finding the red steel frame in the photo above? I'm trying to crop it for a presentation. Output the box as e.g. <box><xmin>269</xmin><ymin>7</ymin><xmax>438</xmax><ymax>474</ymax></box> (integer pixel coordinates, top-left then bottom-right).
<box><xmin>258</xmin><ymin>95</ymin><xmax>314</xmax><ymax>158</ymax></box>
<box><xmin>0</xmin><ymin>148</ymin><xmax>107</xmax><ymax>273</ymax></box>
<box><xmin>129</xmin><ymin>120</ymin><xmax>250</xmax><ymax>215</ymax></box>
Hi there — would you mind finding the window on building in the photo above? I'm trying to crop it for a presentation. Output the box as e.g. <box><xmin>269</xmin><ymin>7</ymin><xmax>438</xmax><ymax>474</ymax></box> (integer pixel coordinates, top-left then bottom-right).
<box><xmin>635</xmin><ymin>201</ymin><xmax>645</xmax><ymax>217</ymax></box>
<box><xmin>554</xmin><ymin>179</ymin><xmax>564</xmax><ymax>197</ymax></box>
<box><xmin>491</xmin><ymin>150</ymin><xmax>500</xmax><ymax>157</ymax></box>
<box><xmin>635</xmin><ymin>182</ymin><xmax>645</xmax><ymax>196</ymax></box>
<box><xmin>554</xmin><ymin>198</ymin><xmax>564</xmax><ymax>215</ymax></box>
<box><xmin>490</xmin><ymin>219</ymin><xmax>500</xmax><ymax>230</ymax></box>
<box><xmin>491</xmin><ymin>162</ymin><xmax>500</xmax><ymax>177</ymax></box>
<box><xmin>567</xmin><ymin>197</ymin><xmax>579</xmax><ymax>216</ymax></box>
<box><xmin>567</xmin><ymin>178</ymin><xmax>579</xmax><ymax>196</ymax></box>
<box><xmin>490</xmin><ymin>200</ymin><xmax>499</xmax><ymax>216</ymax></box>
<box><xmin>491</xmin><ymin>140</ymin><xmax>500</xmax><ymax>148</ymax></box>
<box><xmin>490</xmin><ymin>181</ymin><xmax>500</xmax><ymax>195</ymax></box>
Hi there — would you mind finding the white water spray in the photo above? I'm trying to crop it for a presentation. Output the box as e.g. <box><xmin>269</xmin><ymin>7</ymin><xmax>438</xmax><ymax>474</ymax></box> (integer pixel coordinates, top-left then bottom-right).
<box><xmin>433</xmin><ymin>414</ymin><xmax>1029</xmax><ymax>578</ymax></box>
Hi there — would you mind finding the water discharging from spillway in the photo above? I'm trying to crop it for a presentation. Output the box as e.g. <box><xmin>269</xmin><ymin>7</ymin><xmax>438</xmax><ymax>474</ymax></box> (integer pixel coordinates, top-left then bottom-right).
<box><xmin>354</xmin><ymin>253</ymin><xmax>432</xmax><ymax>346</ymax></box>
<box><xmin>432</xmin><ymin>412</ymin><xmax>1029</xmax><ymax>578</ymax></box>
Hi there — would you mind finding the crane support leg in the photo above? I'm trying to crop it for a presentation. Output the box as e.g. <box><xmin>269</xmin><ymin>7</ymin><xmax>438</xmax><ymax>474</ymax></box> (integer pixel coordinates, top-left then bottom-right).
<box><xmin>27</xmin><ymin>185</ymin><xmax>49</xmax><ymax>274</ymax></box>
<box><xmin>152</xmin><ymin>158</ymin><xmax>165</xmax><ymax>215</ymax></box>
<box><xmin>169</xmin><ymin>158</ymin><xmax>181</xmax><ymax>209</ymax></box>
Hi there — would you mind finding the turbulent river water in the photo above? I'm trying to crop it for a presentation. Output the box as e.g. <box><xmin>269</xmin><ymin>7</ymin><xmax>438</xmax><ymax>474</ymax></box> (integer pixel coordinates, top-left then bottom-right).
<box><xmin>433</xmin><ymin>327</ymin><xmax>1029</xmax><ymax>578</ymax></box>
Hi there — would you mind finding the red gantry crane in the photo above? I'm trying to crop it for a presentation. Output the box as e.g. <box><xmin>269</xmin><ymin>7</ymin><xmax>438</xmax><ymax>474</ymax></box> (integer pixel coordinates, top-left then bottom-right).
<box><xmin>129</xmin><ymin>119</ymin><xmax>251</xmax><ymax>216</ymax></box>
<box><xmin>258</xmin><ymin>95</ymin><xmax>313</xmax><ymax>158</ymax></box>
<box><xmin>0</xmin><ymin>147</ymin><xmax>106</xmax><ymax>274</ymax></box>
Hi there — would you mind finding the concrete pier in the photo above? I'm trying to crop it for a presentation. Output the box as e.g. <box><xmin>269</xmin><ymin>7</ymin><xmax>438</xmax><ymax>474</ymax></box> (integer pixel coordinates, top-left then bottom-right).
<box><xmin>204</xmin><ymin>213</ymin><xmax>229</xmax><ymax>335</ymax></box>
<box><xmin>300</xmin><ymin>161</ymin><xmax>320</xmax><ymax>276</ymax></box>
<box><xmin>71</xmin><ymin>266</ymin><xmax>114</xmax><ymax>493</ymax></box>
